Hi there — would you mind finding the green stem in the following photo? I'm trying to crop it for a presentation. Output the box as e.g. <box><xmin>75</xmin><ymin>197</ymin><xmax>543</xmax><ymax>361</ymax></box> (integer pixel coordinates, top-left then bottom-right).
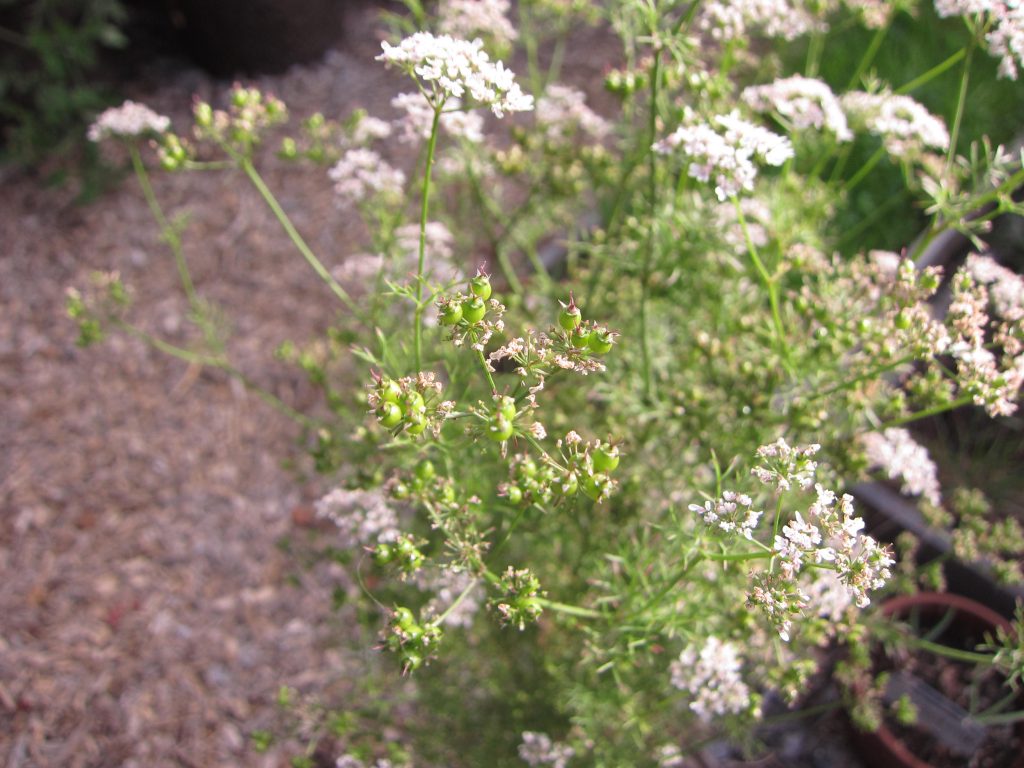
<box><xmin>847</xmin><ymin>23</ymin><xmax>888</xmax><ymax>89</ymax></box>
<box><xmin>476</xmin><ymin>347</ymin><xmax>497</xmax><ymax>393</ymax></box>
<box><xmin>835</xmin><ymin>191</ymin><xmax>906</xmax><ymax>249</ymax></box>
<box><xmin>908</xmin><ymin>635</ymin><xmax>993</xmax><ymax>665</ymax></box>
<box><xmin>841</xmin><ymin>144</ymin><xmax>886</xmax><ymax>194</ymax></box>
<box><xmin>239</xmin><ymin>157</ymin><xmax>364</xmax><ymax>321</ymax></box>
<box><xmin>827</xmin><ymin>142</ymin><xmax>855</xmax><ymax>185</ymax></box>
<box><xmin>434</xmin><ymin>578</ymin><xmax>480</xmax><ymax>625</ymax></box>
<box><xmin>414</xmin><ymin>106</ymin><xmax>443</xmax><ymax>372</ymax></box>
<box><xmin>872</xmin><ymin>394</ymin><xmax>974</xmax><ymax>431</ymax></box>
<box><xmin>946</xmin><ymin>37</ymin><xmax>977</xmax><ymax>173</ymax></box>
<box><xmin>626</xmin><ymin>551</ymin><xmax>705</xmax><ymax>620</ymax></box>
<box><xmin>734</xmin><ymin>197</ymin><xmax>793</xmax><ymax>375</ymax></box>
<box><xmin>536</xmin><ymin>597</ymin><xmax>603</xmax><ymax>620</ymax></box>
<box><xmin>706</xmin><ymin>549</ymin><xmax>774</xmax><ymax>563</ymax></box>
<box><xmin>805</xmin><ymin>30</ymin><xmax>825</xmax><ymax>78</ymax></box>
<box><xmin>809</xmin><ymin>355</ymin><xmax>918</xmax><ymax>402</ymax></box>
<box><xmin>896</xmin><ymin>47</ymin><xmax>966</xmax><ymax>95</ymax></box>
<box><xmin>115</xmin><ymin>321</ymin><xmax>318</xmax><ymax>429</ymax></box>
<box><xmin>973</xmin><ymin>709</ymin><xmax>1024</xmax><ymax>727</ymax></box>
<box><xmin>130</xmin><ymin>145</ymin><xmax>199</xmax><ymax>310</ymax></box>
<box><xmin>769</xmin><ymin>494</ymin><xmax>784</xmax><ymax>571</ymax></box>
<box><xmin>640</xmin><ymin>43</ymin><xmax>661</xmax><ymax>401</ymax></box>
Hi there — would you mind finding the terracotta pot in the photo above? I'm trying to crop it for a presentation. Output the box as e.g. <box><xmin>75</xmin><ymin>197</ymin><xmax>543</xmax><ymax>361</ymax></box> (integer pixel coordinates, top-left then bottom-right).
<box><xmin>852</xmin><ymin>591</ymin><xmax>1022</xmax><ymax>768</ymax></box>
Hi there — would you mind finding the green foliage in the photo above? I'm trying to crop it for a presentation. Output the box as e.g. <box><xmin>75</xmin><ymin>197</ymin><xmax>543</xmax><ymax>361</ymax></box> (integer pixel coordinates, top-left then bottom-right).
<box><xmin>0</xmin><ymin>0</ymin><xmax>127</xmax><ymax>181</ymax></box>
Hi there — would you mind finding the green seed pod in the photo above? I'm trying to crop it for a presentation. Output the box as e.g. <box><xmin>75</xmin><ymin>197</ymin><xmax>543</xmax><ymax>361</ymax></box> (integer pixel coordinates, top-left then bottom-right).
<box><xmin>415</xmin><ymin>459</ymin><xmax>436</xmax><ymax>483</ymax></box>
<box><xmin>588</xmin><ymin>327</ymin><xmax>615</xmax><ymax>355</ymax></box>
<box><xmin>462</xmin><ymin>295</ymin><xmax>486</xmax><ymax>324</ymax></box>
<box><xmin>470</xmin><ymin>270</ymin><xmax>492</xmax><ymax>300</ymax></box>
<box><xmin>592</xmin><ymin>442</ymin><xmax>620</xmax><ymax>472</ymax></box>
<box><xmin>373</xmin><ymin>543</ymin><xmax>394</xmax><ymax>566</ymax></box>
<box><xmin>497</xmin><ymin>395</ymin><xmax>517</xmax><ymax>422</ymax></box>
<box><xmin>379</xmin><ymin>377</ymin><xmax>402</xmax><ymax>404</ymax></box>
<box><xmin>402</xmin><ymin>390</ymin><xmax>426</xmax><ymax>416</ymax></box>
<box><xmin>558</xmin><ymin>295</ymin><xmax>582</xmax><ymax>332</ymax></box>
<box><xmin>488</xmin><ymin>415</ymin><xmax>514</xmax><ymax>442</ymax></box>
<box><xmin>581</xmin><ymin>472</ymin><xmax>612</xmax><ymax>501</ymax></box>
<box><xmin>405</xmin><ymin>413</ymin><xmax>428</xmax><ymax>436</ymax></box>
<box><xmin>570</xmin><ymin>323</ymin><xmax>592</xmax><ymax>348</ymax></box>
<box><xmin>438</xmin><ymin>299</ymin><xmax>463</xmax><ymax>326</ymax></box>
<box><xmin>377</xmin><ymin>401</ymin><xmax>404</xmax><ymax>428</ymax></box>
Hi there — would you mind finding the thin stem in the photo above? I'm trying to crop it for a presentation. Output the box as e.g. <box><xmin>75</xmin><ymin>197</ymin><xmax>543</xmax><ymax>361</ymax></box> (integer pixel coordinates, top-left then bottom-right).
<box><xmin>872</xmin><ymin>394</ymin><xmax>974</xmax><ymax>431</ymax></box>
<box><xmin>973</xmin><ymin>709</ymin><xmax>1024</xmax><ymax>727</ymax></box>
<box><xmin>835</xmin><ymin>190</ymin><xmax>906</xmax><ymax>249</ymax></box>
<box><xmin>946</xmin><ymin>37</ymin><xmax>977</xmax><ymax>174</ymax></box>
<box><xmin>805</xmin><ymin>30</ymin><xmax>825</xmax><ymax>78</ymax></box>
<box><xmin>734</xmin><ymin>197</ymin><xmax>793</xmax><ymax>374</ymax></box>
<box><xmin>129</xmin><ymin>145</ymin><xmax>199</xmax><ymax>310</ymax></box>
<box><xmin>706</xmin><ymin>549</ymin><xmax>774</xmax><ymax>563</ymax></box>
<box><xmin>476</xmin><ymin>348</ymin><xmax>497</xmax><ymax>393</ymax></box>
<box><xmin>626</xmin><ymin>551</ymin><xmax>704</xmax><ymax>620</ymax></box>
<box><xmin>536</xmin><ymin>597</ymin><xmax>603</xmax><ymax>620</ymax></box>
<box><xmin>434</xmin><ymin>578</ymin><xmax>480</xmax><ymax>625</ymax></box>
<box><xmin>808</xmin><ymin>355</ymin><xmax>917</xmax><ymax>402</ymax></box>
<box><xmin>769</xmin><ymin>495</ymin><xmax>784</xmax><ymax>571</ymax></box>
<box><xmin>907</xmin><ymin>635</ymin><xmax>994</xmax><ymax>665</ymax></box>
<box><xmin>639</xmin><ymin>42</ymin><xmax>661</xmax><ymax>401</ymax></box>
<box><xmin>847</xmin><ymin>23</ymin><xmax>888</xmax><ymax>89</ymax></box>
<box><xmin>414</xmin><ymin>106</ymin><xmax>443</xmax><ymax>372</ymax></box>
<box><xmin>115</xmin><ymin>320</ymin><xmax>318</xmax><ymax>429</ymax></box>
<box><xmin>239</xmin><ymin>157</ymin><xmax>365</xmax><ymax>321</ymax></box>
<box><xmin>896</xmin><ymin>47</ymin><xmax>966</xmax><ymax>95</ymax></box>
<box><xmin>841</xmin><ymin>144</ymin><xmax>886</xmax><ymax>194</ymax></box>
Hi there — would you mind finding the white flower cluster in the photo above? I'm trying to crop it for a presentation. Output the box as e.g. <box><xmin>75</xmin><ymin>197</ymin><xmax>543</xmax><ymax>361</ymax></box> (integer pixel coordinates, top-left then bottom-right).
<box><xmin>947</xmin><ymin>267</ymin><xmax>1024</xmax><ymax>416</ymax></box>
<box><xmin>741</xmin><ymin>75</ymin><xmax>852</xmax><ymax>140</ymax></box>
<box><xmin>378</xmin><ymin>32</ymin><xmax>533</xmax><ymax>117</ymax></box>
<box><xmin>654</xmin><ymin>111</ymin><xmax>793</xmax><ymax>201</ymax></box>
<box><xmin>861</xmin><ymin>428</ymin><xmax>942</xmax><ymax>506</ymax></box>
<box><xmin>315</xmin><ymin>488</ymin><xmax>400</xmax><ymax>548</ymax></box>
<box><xmin>841</xmin><ymin>91</ymin><xmax>949</xmax><ymax>158</ymax></box>
<box><xmin>689</xmin><ymin>491</ymin><xmax>764</xmax><ymax>539</ymax></box>
<box><xmin>655</xmin><ymin>744</ymin><xmax>685</xmax><ymax>768</ymax></box>
<box><xmin>669</xmin><ymin>636</ymin><xmax>758</xmax><ymax>721</ymax></box>
<box><xmin>535</xmin><ymin>84</ymin><xmax>611</xmax><ymax>142</ymax></box>
<box><xmin>803</xmin><ymin>569</ymin><xmax>855</xmax><ymax>622</ymax></box>
<box><xmin>772</xmin><ymin>484</ymin><xmax>894</xmax><ymax>611</ymax></box>
<box><xmin>439</xmin><ymin>0</ymin><xmax>518</xmax><ymax>46</ymax></box>
<box><xmin>348</xmin><ymin>114</ymin><xmax>393</xmax><ymax>145</ymax></box>
<box><xmin>935</xmin><ymin>0</ymin><xmax>1024</xmax><ymax>79</ymax></box>
<box><xmin>751</xmin><ymin>438</ymin><xmax>820</xmax><ymax>491</ymax></box>
<box><xmin>966</xmin><ymin>253</ymin><xmax>1024</xmax><ymax>320</ymax></box>
<box><xmin>698</xmin><ymin>0</ymin><xmax>818</xmax><ymax>42</ymax></box>
<box><xmin>87</xmin><ymin>100</ymin><xmax>171</xmax><ymax>142</ymax></box>
<box><xmin>844</xmin><ymin>0</ymin><xmax>897</xmax><ymax>28</ymax></box>
<box><xmin>518</xmin><ymin>731</ymin><xmax>574</xmax><ymax>768</ymax></box>
<box><xmin>329</xmin><ymin>149</ymin><xmax>406</xmax><ymax>204</ymax></box>
<box><xmin>391</xmin><ymin>92</ymin><xmax>485</xmax><ymax>144</ymax></box>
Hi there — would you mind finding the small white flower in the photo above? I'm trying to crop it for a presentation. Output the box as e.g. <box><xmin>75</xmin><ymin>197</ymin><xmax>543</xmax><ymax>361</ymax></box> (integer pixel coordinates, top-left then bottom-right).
<box><xmin>378</xmin><ymin>32</ymin><xmax>533</xmax><ymax>117</ymax></box>
<box><xmin>88</xmin><ymin>100</ymin><xmax>171</xmax><ymax>141</ymax></box>
<box><xmin>329</xmin><ymin>149</ymin><xmax>406</xmax><ymax>203</ymax></box>
<box><xmin>842</xmin><ymin>91</ymin><xmax>949</xmax><ymax>157</ymax></box>
<box><xmin>742</xmin><ymin>75</ymin><xmax>852</xmax><ymax>140</ymax></box>
<box><xmin>861</xmin><ymin>428</ymin><xmax>942</xmax><ymax>506</ymax></box>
